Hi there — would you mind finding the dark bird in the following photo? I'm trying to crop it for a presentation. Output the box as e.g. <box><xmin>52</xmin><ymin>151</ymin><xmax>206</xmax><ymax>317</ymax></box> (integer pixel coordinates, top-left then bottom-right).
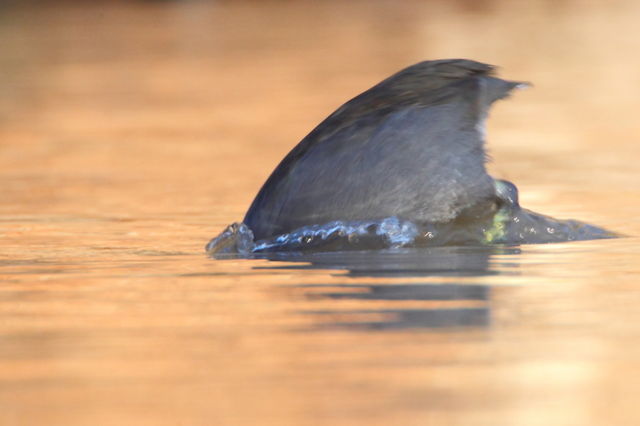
<box><xmin>243</xmin><ymin>59</ymin><xmax>526</xmax><ymax>241</ymax></box>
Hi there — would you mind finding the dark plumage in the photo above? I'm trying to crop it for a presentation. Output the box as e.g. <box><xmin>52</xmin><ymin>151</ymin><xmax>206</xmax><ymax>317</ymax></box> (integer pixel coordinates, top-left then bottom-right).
<box><xmin>244</xmin><ymin>59</ymin><xmax>525</xmax><ymax>241</ymax></box>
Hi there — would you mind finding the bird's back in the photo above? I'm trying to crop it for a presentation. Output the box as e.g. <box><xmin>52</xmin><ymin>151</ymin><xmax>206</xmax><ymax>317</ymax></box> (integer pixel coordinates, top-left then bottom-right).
<box><xmin>244</xmin><ymin>59</ymin><xmax>521</xmax><ymax>240</ymax></box>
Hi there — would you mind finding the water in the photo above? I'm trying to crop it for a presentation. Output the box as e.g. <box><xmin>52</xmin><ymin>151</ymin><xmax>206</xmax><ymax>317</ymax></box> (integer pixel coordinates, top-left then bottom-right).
<box><xmin>2</xmin><ymin>1</ymin><xmax>640</xmax><ymax>425</ymax></box>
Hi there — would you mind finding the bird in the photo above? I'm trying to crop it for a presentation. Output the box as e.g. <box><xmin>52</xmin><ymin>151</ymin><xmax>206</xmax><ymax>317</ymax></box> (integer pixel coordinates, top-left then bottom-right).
<box><xmin>243</xmin><ymin>59</ymin><xmax>527</xmax><ymax>241</ymax></box>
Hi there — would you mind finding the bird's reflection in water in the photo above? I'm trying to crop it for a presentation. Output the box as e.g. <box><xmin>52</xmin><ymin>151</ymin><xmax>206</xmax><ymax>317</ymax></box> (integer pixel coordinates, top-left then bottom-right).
<box><xmin>256</xmin><ymin>246</ymin><xmax>520</xmax><ymax>330</ymax></box>
<box><xmin>304</xmin><ymin>307</ymin><xmax>490</xmax><ymax>331</ymax></box>
<box><xmin>302</xmin><ymin>283</ymin><xmax>490</xmax><ymax>330</ymax></box>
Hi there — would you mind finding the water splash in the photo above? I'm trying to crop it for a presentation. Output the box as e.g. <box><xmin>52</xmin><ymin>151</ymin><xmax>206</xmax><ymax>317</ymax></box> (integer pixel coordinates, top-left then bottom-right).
<box><xmin>206</xmin><ymin>210</ymin><xmax>615</xmax><ymax>257</ymax></box>
<box><xmin>206</xmin><ymin>180</ymin><xmax>617</xmax><ymax>257</ymax></box>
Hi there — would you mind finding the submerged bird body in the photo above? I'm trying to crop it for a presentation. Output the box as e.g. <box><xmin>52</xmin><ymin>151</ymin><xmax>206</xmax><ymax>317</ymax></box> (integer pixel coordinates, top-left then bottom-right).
<box><xmin>244</xmin><ymin>59</ymin><xmax>524</xmax><ymax>240</ymax></box>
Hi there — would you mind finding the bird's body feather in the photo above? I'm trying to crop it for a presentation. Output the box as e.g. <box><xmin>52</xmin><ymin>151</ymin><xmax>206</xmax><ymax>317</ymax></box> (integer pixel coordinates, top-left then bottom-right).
<box><xmin>244</xmin><ymin>59</ymin><xmax>523</xmax><ymax>240</ymax></box>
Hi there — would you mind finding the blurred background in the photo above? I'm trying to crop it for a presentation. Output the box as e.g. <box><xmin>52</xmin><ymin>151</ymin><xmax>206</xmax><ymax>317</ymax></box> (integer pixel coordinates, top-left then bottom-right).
<box><xmin>2</xmin><ymin>0</ymin><xmax>639</xmax><ymax>225</ymax></box>
<box><xmin>1</xmin><ymin>1</ymin><xmax>640</xmax><ymax>425</ymax></box>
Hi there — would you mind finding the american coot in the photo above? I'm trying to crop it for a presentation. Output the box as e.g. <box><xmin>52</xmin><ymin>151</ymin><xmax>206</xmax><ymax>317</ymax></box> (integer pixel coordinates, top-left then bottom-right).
<box><xmin>207</xmin><ymin>59</ymin><xmax>616</xmax><ymax>256</ymax></box>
